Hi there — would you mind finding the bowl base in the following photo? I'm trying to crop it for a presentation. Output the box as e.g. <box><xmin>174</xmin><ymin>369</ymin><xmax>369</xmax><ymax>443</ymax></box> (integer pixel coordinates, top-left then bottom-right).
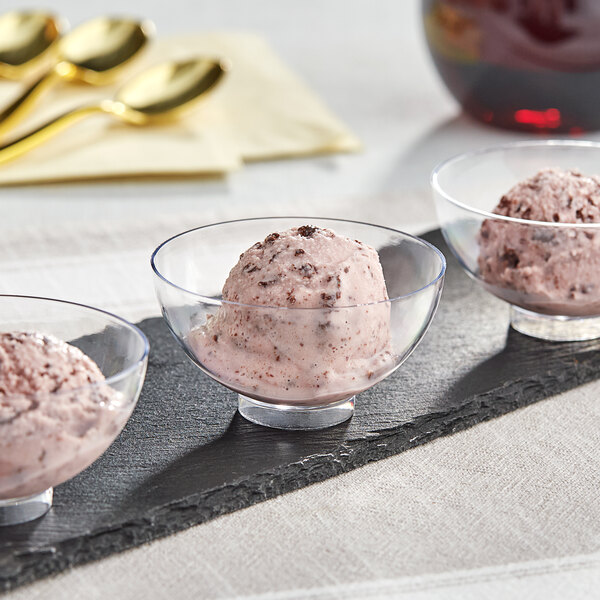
<box><xmin>0</xmin><ymin>488</ymin><xmax>53</xmax><ymax>526</ymax></box>
<box><xmin>510</xmin><ymin>306</ymin><xmax>600</xmax><ymax>342</ymax></box>
<box><xmin>238</xmin><ymin>395</ymin><xmax>354</xmax><ymax>430</ymax></box>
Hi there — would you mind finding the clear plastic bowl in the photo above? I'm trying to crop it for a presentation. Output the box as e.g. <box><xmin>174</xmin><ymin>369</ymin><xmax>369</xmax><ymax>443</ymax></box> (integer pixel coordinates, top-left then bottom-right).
<box><xmin>0</xmin><ymin>295</ymin><xmax>149</xmax><ymax>525</ymax></box>
<box><xmin>432</xmin><ymin>140</ymin><xmax>600</xmax><ymax>341</ymax></box>
<box><xmin>151</xmin><ymin>217</ymin><xmax>446</xmax><ymax>430</ymax></box>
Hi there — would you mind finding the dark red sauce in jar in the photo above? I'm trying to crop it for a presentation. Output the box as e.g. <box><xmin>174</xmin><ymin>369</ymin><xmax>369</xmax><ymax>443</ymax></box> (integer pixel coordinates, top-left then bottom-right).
<box><xmin>422</xmin><ymin>0</ymin><xmax>600</xmax><ymax>133</ymax></box>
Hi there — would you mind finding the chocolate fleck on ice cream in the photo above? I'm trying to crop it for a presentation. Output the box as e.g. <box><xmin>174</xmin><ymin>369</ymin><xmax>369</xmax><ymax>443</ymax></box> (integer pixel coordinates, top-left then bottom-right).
<box><xmin>478</xmin><ymin>168</ymin><xmax>600</xmax><ymax>315</ymax></box>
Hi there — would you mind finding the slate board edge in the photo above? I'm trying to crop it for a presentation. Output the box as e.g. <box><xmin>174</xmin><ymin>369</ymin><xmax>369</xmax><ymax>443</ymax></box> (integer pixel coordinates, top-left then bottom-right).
<box><xmin>2</xmin><ymin>348</ymin><xmax>594</xmax><ymax>594</ymax></box>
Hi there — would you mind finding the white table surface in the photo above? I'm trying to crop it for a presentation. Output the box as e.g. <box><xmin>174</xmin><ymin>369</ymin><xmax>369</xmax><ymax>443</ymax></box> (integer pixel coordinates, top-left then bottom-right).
<box><xmin>3</xmin><ymin>1</ymin><xmax>600</xmax><ymax>598</ymax></box>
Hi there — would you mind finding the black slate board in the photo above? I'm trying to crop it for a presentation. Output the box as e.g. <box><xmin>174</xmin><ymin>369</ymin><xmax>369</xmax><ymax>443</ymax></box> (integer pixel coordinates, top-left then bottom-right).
<box><xmin>2</xmin><ymin>229</ymin><xmax>600</xmax><ymax>592</ymax></box>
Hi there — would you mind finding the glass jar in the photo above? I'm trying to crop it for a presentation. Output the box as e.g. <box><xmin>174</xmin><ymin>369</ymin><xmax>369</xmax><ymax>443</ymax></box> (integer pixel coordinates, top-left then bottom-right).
<box><xmin>422</xmin><ymin>0</ymin><xmax>600</xmax><ymax>133</ymax></box>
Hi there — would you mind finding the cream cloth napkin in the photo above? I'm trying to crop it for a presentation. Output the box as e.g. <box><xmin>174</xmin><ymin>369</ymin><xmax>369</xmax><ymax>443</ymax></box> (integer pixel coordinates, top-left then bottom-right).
<box><xmin>0</xmin><ymin>33</ymin><xmax>360</xmax><ymax>185</ymax></box>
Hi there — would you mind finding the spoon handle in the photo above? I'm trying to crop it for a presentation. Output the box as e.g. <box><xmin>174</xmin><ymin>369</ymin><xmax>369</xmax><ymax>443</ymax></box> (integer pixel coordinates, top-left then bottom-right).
<box><xmin>0</xmin><ymin>103</ymin><xmax>110</xmax><ymax>165</ymax></box>
<box><xmin>0</xmin><ymin>63</ymin><xmax>72</xmax><ymax>139</ymax></box>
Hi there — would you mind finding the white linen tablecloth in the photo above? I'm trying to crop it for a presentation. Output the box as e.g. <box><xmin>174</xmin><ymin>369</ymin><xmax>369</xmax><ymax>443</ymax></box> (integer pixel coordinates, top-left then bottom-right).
<box><xmin>3</xmin><ymin>1</ymin><xmax>600</xmax><ymax>598</ymax></box>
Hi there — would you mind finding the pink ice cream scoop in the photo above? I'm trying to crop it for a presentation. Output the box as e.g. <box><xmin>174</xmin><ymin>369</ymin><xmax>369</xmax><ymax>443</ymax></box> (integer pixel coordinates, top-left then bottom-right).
<box><xmin>0</xmin><ymin>332</ymin><xmax>129</xmax><ymax>499</ymax></box>
<box><xmin>478</xmin><ymin>168</ymin><xmax>600</xmax><ymax>315</ymax></box>
<box><xmin>189</xmin><ymin>225</ymin><xmax>394</xmax><ymax>404</ymax></box>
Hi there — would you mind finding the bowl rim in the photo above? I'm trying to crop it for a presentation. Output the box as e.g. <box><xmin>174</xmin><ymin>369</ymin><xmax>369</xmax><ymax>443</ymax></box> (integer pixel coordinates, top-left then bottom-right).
<box><xmin>150</xmin><ymin>216</ymin><xmax>447</xmax><ymax>309</ymax></box>
<box><xmin>431</xmin><ymin>139</ymin><xmax>600</xmax><ymax>229</ymax></box>
<box><xmin>0</xmin><ymin>294</ymin><xmax>150</xmax><ymax>397</ymax></box>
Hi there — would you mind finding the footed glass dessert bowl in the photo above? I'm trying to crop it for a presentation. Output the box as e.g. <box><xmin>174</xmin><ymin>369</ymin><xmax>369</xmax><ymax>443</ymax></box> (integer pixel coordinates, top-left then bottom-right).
<box><xmin>151</xmin><ymin>217</ymin><xmax>446</xmax><ymax>430</ymax></box>
<box><xmin>432</xmin><ymin>140</ymin><xmax>600</xmax><ymax>341</ymax></box>
<box><xmin>0</xmin><ymin>295</ymin><xmax>149</xmax><ymax>526</ymax></box>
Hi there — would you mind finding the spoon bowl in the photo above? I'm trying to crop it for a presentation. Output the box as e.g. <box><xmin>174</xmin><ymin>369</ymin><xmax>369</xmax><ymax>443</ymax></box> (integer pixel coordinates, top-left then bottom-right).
<box><xmin>115</xmin><ymin>59</ymin><xmax>228</xmax><ymax>122</ymax></box>
<box><xmin>0</xmin><ymin>11</ymin><xmax>62</xmax><ymax>79</ymax></box>
<box><xmin>57</xmin><ymin>17</ymin><xmax>154</xmax><ymax>84</ymax></box>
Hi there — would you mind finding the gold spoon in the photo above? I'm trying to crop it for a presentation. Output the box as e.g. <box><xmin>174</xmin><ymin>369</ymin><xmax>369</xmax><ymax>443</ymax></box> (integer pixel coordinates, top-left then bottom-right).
<box><xmin>0</xmin><ymin>10</ymin><xmax>63</xmax><ymax>79</ymax></box>
<box><xmin>0</xmin><ymin>16</ymin><xmax>154</xmax><ymax>138</ymax></box>
<box><xmin>0</xmin><ymin>58</ymin><xmax>229</xmax><ymax>165</ymax></box>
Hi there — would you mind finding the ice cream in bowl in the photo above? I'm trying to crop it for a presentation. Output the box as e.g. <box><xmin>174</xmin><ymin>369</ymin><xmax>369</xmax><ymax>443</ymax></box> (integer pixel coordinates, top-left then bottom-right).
<box><xmin>0</xmin><ymin>295</ymin><xmax>148</xmax><ymax>526</ymax></box>
<box><xmin>432</xmin><ymin>140</ymin><xmax>600</xmax><ymax>342</ymax></box>
<box><xmin>151</xmin><ymin>218</ymin><xmax>446</xmax><ymax>430</ymax></box>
